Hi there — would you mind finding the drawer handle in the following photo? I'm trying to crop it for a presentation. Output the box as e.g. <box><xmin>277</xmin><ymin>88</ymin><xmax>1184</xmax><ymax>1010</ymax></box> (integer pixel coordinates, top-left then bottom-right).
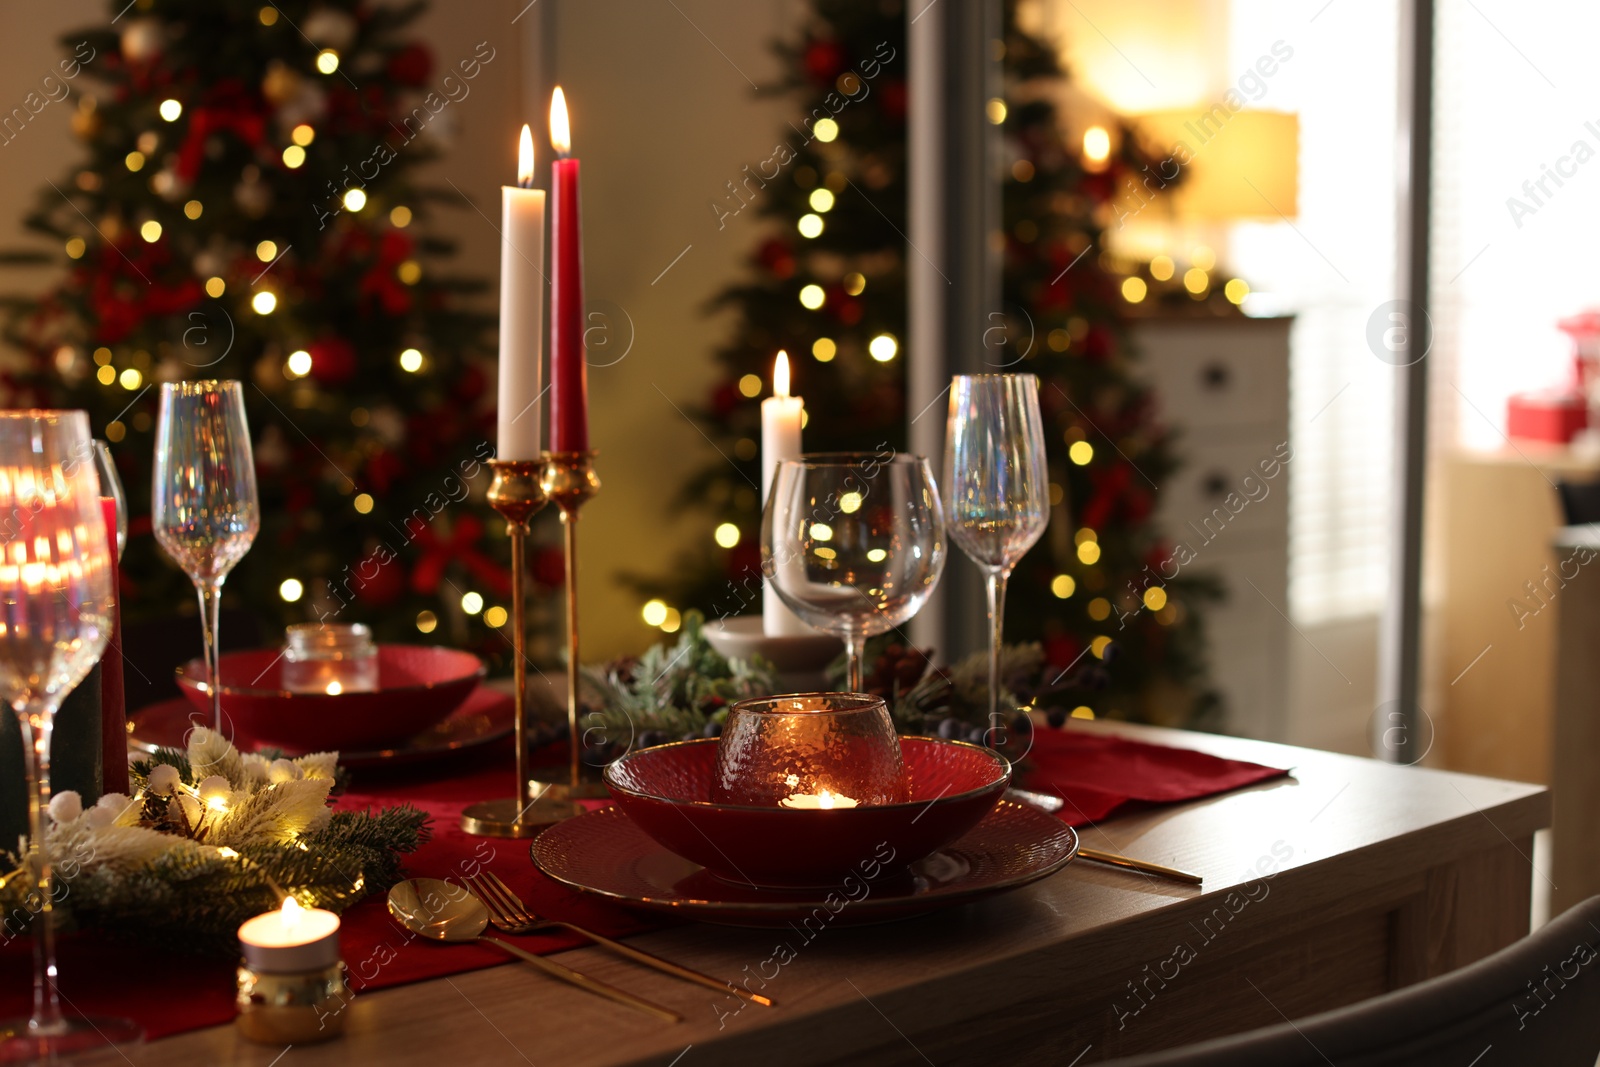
<box><xmin>1202</xmin><ymin>472</ymin><xmax>1230</xmax><ymax>498</ymax></box>
<box><xmin>1201</xmin><ymin>362</ymin><xmax>1231</xmax><ymax>390</ymax></box>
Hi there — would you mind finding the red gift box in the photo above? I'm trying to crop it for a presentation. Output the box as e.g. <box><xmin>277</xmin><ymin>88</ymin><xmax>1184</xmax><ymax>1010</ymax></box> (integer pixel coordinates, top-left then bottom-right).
<box><xmin>1507</xmin><ymin>388</ymin><xmax>1587</xmax><ymax>444</ymax></box>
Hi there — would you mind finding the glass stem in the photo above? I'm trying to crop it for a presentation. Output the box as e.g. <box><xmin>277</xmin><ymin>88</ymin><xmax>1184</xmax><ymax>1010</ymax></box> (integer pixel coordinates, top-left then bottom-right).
<box><xmin>18</xmin><ymin>704</ymin><xmax>62</xmax><ymax>1032</ymax></box>
<box><xmin>844</xmin><ymin>630</ymin><xmax>863</xmax><ymax>693</ymax></box>
<box><xmin>196</xmin><ymin>579</ymin><xmax>223</xmax><ymax>733</ymax></box>
<box><xmin>985</xmin><ymin>568</ymin><xmax>1010</xmax><ymax>735</ymax></box>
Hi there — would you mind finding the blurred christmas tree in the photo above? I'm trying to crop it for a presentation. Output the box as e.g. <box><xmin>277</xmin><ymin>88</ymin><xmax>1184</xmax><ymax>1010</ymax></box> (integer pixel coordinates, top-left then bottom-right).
<box><xmin>1</xmin><ymin>0</ymin><xmax>547</xmax><ymax>660</ymax></box>
<box><xmin>630</xmin><ymin>0</ymin><xmax>1243</xmax><ymax>726</ymax></box>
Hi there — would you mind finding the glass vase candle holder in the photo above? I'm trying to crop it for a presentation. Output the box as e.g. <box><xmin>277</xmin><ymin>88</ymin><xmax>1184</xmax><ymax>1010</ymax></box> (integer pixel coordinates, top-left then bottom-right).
<box><xmin>712</xmin><ymin>693</ymin><xmax>909</xmax><ymax>808</ymax></box>
<box><xmin>282</xmin><ymin>623</ymin><xmax>379</xmax><ymax>695</ymax></box>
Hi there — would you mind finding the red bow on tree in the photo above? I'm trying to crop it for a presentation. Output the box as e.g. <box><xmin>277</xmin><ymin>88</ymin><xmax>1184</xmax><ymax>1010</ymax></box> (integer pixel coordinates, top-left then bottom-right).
<box><xmin>358</xmin><ymin>230</ymin><xmax>415</xmax><ymax>316</ymax></box>
<box><xmin>175</xmin><ymin>94</ymin><xmax>266</xmax><ymax>183</ymax></box>
<box><xmin>407</xmin><ymin>514</ymin><xmax>510</xmax><ymax>599</ymax></box>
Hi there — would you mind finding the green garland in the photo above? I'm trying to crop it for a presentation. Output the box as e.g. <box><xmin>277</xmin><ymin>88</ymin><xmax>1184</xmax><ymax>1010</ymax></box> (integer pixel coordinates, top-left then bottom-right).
<box><xmin>579</xmin><ymin>611</ymin><xmax>1103</xmax><ymax>756</ymax></box>
<box><xmin>0</xmin><ymin>729</ymin><xmax>428</xmax><ymax>957</ymax></box>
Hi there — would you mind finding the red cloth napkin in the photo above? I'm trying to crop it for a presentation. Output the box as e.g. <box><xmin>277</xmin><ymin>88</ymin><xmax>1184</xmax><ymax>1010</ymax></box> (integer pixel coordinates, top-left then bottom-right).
<box><xmin>0</xmin><ymin>718</ymin><xmax>1285</xmax><ymax>1042</ymax></box>
<box><xmin>1019</xmin><ymin>725</ymin><xmax>1290</xmax><ymax>825</ymax></box>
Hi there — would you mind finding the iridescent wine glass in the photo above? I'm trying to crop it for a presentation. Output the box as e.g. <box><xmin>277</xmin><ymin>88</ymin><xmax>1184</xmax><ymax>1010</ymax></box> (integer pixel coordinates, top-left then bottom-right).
<box><xmin>153</xmin><ymin>381</ymin><xmax>259</xmax><ymax>733</ymax></box>
<box><xmin>762</xmin><ymin>453</ymin><xmax>945</xmax><ymax>692</ymax></box>
<box><xmin>944</xmin><ymin>374</ymin><xmax>1051</xmax><ymax>739</ymax></box>
<box><xmin>0</xmin><ymin>410</ymin><xmax>141</xmax><ymax>1059</ymax></box>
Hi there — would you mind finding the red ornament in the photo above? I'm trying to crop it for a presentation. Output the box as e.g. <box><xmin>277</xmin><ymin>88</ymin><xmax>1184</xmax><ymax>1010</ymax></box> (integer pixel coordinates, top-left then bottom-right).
<box><xmin>308</xmin><ymin>335</ymin><xmax>358</xmax><ymax>385</ymax></box>
<box><xmin>804</xmin><ymin>38</ymin><xmax>845</xmax><ymax>84</ymax></box>
<box><xmin>710</xmin><ymin>380</ymin><xmax>741</xmax><ymax>418</ymax></box>
<box><xmin>756</xmin><ymin>238</ymin><xmax>794</xmax><ymax>280</ymax></box>
<box><xmin>364</xmin><ymin>449</ymin><xmax>405</xmax><ymax>495</ymax></box>
<box><xmin>880</xmin><ymin>79</ymin><xmax>908</xmax><ymax>122</ymax></box>
<box><xmin>387</xmin><ymin>43</ymin><xmax>433</xmax><ymax>87</ymax></box>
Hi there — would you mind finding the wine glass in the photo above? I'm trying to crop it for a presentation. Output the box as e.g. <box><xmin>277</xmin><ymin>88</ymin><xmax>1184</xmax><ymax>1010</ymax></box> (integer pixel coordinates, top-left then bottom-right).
<box><xmin>0</xmin><ymin>410</ymin><xmax>141</xmax><ymax>1059</ymax></box>
<box><xmin>944</xmin><ymin>374</ymin><xmax>1051</xmax><ymax>739</ymax></box>
<box><xmin>762</xmin><ymin>453</ymin><xmax>945</xmax><ymax>692</ymax></box>
<box><xmin>153</xmin><ymin>381</ymin><xmax>260</xmax><ymax>733</ymax></box>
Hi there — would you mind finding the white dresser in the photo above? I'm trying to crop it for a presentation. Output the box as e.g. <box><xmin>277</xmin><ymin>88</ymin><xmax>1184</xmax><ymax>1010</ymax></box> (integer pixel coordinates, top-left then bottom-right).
<box><xmin>1129</xmin><ymin>315</ymin><xmax>1293</xmax><ymax>741</ymax></box>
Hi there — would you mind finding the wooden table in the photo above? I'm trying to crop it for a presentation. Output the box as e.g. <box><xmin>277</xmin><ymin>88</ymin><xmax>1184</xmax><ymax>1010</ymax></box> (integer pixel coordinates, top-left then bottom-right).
<box><xmin>84</xmin><ymin>722</ymin><xmax>1549</xmax><ymax>1066</ymax></box>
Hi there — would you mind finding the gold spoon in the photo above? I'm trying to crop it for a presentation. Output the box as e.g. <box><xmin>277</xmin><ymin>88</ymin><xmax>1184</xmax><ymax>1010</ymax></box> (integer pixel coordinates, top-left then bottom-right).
<box><xmin>387</xmin><ymin>878</ymin><xmax>681</xmax><ymax>1023</ymax></box>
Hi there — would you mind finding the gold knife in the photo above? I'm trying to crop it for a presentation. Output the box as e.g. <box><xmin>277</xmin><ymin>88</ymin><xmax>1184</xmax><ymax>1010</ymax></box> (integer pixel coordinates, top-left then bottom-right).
<box><xmin>1005</xmin><ymin>788</ymin><xmax>1204</xmax><ymax>886</ymax></box>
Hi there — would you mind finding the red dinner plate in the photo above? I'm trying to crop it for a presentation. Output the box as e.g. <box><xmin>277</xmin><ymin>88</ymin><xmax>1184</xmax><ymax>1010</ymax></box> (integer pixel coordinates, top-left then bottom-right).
<box><xmin>530</xmin><ymin>800</ymin><xmax>1078</xmax><ymax>927</ymax></box>
<box><xmin>129</xmin><ymin>687</ymin><xmax>514</xmax><ymax>767</ymax></box>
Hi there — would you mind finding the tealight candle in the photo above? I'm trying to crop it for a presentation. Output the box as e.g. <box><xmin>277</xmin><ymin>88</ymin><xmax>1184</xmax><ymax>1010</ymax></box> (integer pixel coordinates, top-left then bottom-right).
<box><xmin>238</xmin><ymin>896</ymin><xmax>341</xmax><ymax>973</ymax></box>
<box><xmin>714</xmin><ymin>693</ymin><xmax>908</xmax><ymax>807</ymax></box>
<box><xmin>779</xmin><ymin>788</ymin><xmax>859</xmax><ymax>810</ymax></box>
<box><xmin>282</xmin><ymin>623</ymin><xmax>379</xmax><ymax>695</ymax></box>
<box><xmin>236</xmin><ymin>896</ymin><xmax>349</xmax><ymax>1045</ymax></box>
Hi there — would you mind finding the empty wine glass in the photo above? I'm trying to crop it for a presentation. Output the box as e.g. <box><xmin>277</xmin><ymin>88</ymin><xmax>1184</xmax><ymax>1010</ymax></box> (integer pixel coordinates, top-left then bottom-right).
<box><xmin>153</xmin><ymin>381</ymin><xmax>260</xmax><ymax>733</ymax></box>
<box><xmin>0</xmin><ymin>410</ymin><xmax>141</xmax><ymax>1059</ymax></box>
<box><xmin>944</xmin><ymin>374</ymin><xmax>1051</xmax><ymax>739</ymax></box>
<box><xmin>762</xmin><ymin>453</ymin><xmax>945</xmax><ymax>692</ymax></box>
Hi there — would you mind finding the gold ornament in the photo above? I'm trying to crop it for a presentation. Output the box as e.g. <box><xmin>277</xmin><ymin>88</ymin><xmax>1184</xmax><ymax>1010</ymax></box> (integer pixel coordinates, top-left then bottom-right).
<box><xmin>261</xmin><ymin>61</ymin><xmax>303</xmax><ymax>107</ymax></box>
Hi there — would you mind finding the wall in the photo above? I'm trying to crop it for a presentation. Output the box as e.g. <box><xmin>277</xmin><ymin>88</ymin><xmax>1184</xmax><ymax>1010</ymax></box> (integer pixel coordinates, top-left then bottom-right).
<box><xmin>550</xmin><ymin>0</ymin><xmax>795</xmax><ymax>659</ymax></box>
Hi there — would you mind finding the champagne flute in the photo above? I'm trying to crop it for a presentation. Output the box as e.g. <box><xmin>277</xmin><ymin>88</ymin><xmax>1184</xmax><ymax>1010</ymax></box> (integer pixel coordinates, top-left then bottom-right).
<box><xmin>153</xmin><ymin>381</ymin><xmax>259</xmax><ymax>733</ymax></box>
<box><xmin>0</xmin><ymin>410</ymin><xmax>141</xmax><ymax>1059</ymax></box>
<box><xmin>944</xmin><ymin>375</ymin><xmax>1051</xmax><ymax>739</ymax></box>
<box><xmin>762</xmin><ymin>453</ymin><xmax>945</xmax><ymax>691</ymax></box>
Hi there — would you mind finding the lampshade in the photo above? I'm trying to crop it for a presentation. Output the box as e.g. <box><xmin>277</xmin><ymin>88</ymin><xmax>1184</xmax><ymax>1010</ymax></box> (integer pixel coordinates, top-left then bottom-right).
<box><xmin>1132</xmin><ymin>108</ymin><xmax>1299</xmax><ymax>220</ymax></box>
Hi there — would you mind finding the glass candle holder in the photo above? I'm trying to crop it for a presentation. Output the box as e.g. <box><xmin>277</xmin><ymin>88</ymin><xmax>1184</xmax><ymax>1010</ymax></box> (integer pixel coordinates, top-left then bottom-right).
<box><xmin>236</xmin><ymin>898</ymin><xmax>347</xmax><ymax>1045</ymax></box>
<box><xmin>282</xmin><ymin>623</ymin><xmax>379</xmax><ymax>695</ymax></box>
<box><xmin>712</xmin><ymin>693</ymin><xmax>909</xmax><ymax>808</ymax></box>
<box><xmin>236</xmin><ymin>962</ymin><xmax>349</xmax><ymax>1045</ymax></box>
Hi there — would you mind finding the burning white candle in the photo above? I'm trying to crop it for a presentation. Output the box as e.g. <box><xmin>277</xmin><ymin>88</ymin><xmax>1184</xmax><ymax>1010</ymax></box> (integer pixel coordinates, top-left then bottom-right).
<box><xmin>760</xmin><ymin>351</ymin><xmax>809</xmax><ymax>636</ymax></box>
<box><xmin>779</xmin><ymin>788</ymin><xmax>859</xmax><ymax>810</ymax></box>
<box><xmin>496</xmin><ymin>124</ymin><xmax>547</xmax><ymax>461</ymax></box>
<box><xmin>238</xmin><ymin>896</ymin><xmax>341</xmax><ymax>973</ymax></box>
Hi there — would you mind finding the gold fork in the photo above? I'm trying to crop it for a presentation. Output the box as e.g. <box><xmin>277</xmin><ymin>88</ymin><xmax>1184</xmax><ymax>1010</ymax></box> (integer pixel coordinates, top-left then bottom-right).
<box><xmin>464</xmin><ymin>872</ymin><xmax>775</xmax><ymax>1008</ymax></box>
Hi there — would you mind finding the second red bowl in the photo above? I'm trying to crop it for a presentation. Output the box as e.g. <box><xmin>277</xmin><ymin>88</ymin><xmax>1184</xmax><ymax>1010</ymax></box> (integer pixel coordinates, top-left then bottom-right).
<box><xmin>603</xmin><ymin>736</ymin><xmax>1011</xmax><ymax>888</ymax></box>
<box><xmin>175</xmin><ymin>645</ymin><xmax>484</xmax><ymax>753</ymax></box>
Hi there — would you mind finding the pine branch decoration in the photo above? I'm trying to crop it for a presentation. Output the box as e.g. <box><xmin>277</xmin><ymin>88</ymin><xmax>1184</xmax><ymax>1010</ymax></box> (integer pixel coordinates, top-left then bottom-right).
<box><xmin>0</xmin><ymin>730</ymin><xmax>428</xmax><ymax>956</ymax></box>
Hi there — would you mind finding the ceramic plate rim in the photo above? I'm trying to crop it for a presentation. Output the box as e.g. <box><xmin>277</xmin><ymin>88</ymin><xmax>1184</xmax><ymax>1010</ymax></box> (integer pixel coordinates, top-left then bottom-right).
<box><xmin>127</xmin><ymin>690</ymin><xmax>514</xmax><ymax>766</ymax></box>
<box><xmin>530</xmin><ymin>799</ymin><xmax>1078</xmax><ymax>918</ymax></box>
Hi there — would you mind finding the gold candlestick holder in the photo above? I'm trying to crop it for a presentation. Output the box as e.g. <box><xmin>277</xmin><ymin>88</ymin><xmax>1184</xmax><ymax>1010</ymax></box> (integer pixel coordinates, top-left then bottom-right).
<box><xmin>529</xmin><ymin>449</ymin><xmax>610</xmax><ymax>802</ymax></box>
<box><xmin>460</xmin><ymin>458</ymin><xmax>580</xmax><ymax>837</ymax></box>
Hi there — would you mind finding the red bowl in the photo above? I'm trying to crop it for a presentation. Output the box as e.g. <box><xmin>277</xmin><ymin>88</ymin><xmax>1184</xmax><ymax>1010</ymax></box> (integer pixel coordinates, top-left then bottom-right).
<box><xmin>602</xmin><ymin>736</ymin><xmax>1010</xmax><ymax>888</ymax></box>
<box><xmin>175</xmin><ymin>645</ymin><xmax>484</xmax><ymax>753</ymax></box>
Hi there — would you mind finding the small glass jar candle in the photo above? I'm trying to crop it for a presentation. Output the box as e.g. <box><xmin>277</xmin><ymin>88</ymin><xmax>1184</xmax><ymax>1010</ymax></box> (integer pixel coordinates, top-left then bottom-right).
<box><xmin>236</xmin><ymin>897</ymin><xmax>348</xmax><ymax>1045</ymax></box>
<box><xmin>282</xmin><ymin>623</ymin><xmax>379</xmax><ymax>695</ymax></box>
<box><xmin>713</xmin><ymin>692</ymin><xmax>909</xmax><ymax>807</ymax></box>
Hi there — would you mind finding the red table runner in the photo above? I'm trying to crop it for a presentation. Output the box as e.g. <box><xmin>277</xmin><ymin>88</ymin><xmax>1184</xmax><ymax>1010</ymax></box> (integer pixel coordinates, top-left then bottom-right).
<box><xmin>0</xmin><ymin>720</ymin><xmax>1287</xmax><ymax>1042</ymax></box>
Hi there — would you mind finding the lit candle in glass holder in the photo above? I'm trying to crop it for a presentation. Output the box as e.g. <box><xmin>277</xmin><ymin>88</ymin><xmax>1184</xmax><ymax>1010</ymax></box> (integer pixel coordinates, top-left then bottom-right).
<box><xmin>778</xmin><ymin>787</ymin><xmax>859</xmax><ymax>809</ymax></box>
<box><xmin>281</xmin><ymin>623</ymin><xmax>379</xmax><ymax>695</ymax></box>
<box><xmin>714</xmin><ymin>693</ymin><xmax>907</xmax><ymax>808</ymax></box>
<box><xmin>236</xmin><ymin>896</ymin><xmax>349</xmax><ymax>1044</ymax></box>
